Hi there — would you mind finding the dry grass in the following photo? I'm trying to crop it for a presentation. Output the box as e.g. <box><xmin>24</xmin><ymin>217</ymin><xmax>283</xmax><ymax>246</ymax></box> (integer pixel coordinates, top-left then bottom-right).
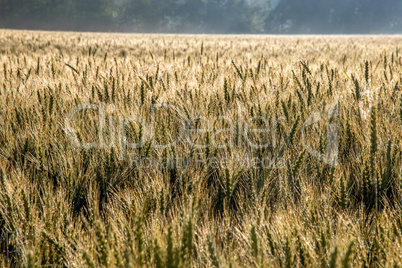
<box><xmin>1</xmin><ymin>29</ymin><xmax>402</xmax><ymax>267</ymax></box>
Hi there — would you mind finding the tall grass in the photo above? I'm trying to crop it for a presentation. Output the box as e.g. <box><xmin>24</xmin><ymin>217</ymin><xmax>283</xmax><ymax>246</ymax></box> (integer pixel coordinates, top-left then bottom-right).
<box><xmin>1</xmin><ymin>30</ymin><xmax>402</xmax><ymax>267</ymax></box>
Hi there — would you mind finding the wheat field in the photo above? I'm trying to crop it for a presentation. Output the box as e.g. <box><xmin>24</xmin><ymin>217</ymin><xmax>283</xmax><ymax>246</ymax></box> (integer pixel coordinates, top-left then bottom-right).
<box><xmin>1</xmin><ymin>30</ymin><xmax>402</xmax><ymax>267</ymax></box>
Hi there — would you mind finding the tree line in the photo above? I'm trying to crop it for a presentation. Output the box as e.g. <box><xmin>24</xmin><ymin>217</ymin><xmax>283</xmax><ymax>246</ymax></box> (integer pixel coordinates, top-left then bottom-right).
<box><xmin>0</xmin><ymin>0</ymin><xmax>401</xmax><ymax>33</ymax></box>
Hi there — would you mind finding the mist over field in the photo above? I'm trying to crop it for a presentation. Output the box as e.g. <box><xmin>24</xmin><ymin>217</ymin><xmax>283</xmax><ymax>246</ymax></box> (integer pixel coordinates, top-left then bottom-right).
<box><xmin>0</xmin><ymin>0</ymin><xmax>401</xmax><ymax>34</ymax></box>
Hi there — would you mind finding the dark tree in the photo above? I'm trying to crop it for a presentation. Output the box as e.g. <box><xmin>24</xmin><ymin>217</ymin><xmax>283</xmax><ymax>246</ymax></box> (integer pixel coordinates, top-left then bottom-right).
<box><xmin>266</xmin><ymin>0</ymin><xmax>402</xmax><ymax>34</ymax></box>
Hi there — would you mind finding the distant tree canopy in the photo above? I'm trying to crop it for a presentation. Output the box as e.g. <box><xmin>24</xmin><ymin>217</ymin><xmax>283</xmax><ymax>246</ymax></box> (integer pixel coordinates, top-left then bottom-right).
<box><xmin>113</xmin><ymin>0</ymin><xmax>270</xmax><ymax>33</ymax></box>
<box><xmin>0</xmin><ymin>0</ymin><xmax>271</xmax><ymax>33</ymax></box>
<box><xmin>267</xmin><ymin>0</ymin><xmax>402</xmax><ymax>34</ymax></box>
<box><xmin>0</xmin><ymin>0</ymin><xmax>401</xmax><ymax>33</ymax></box>
<box><xmin>0</xmin><ymin>0</ymin><xmax>113</xmax><ymax>31</ymax></box>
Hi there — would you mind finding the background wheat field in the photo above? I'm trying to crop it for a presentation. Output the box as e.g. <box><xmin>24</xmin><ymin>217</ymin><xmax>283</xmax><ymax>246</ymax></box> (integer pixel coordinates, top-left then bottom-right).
<box><xmin>1</xmin><ymin>30</ymin><xmax>402</xmax><ymax>267</ymax></box>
